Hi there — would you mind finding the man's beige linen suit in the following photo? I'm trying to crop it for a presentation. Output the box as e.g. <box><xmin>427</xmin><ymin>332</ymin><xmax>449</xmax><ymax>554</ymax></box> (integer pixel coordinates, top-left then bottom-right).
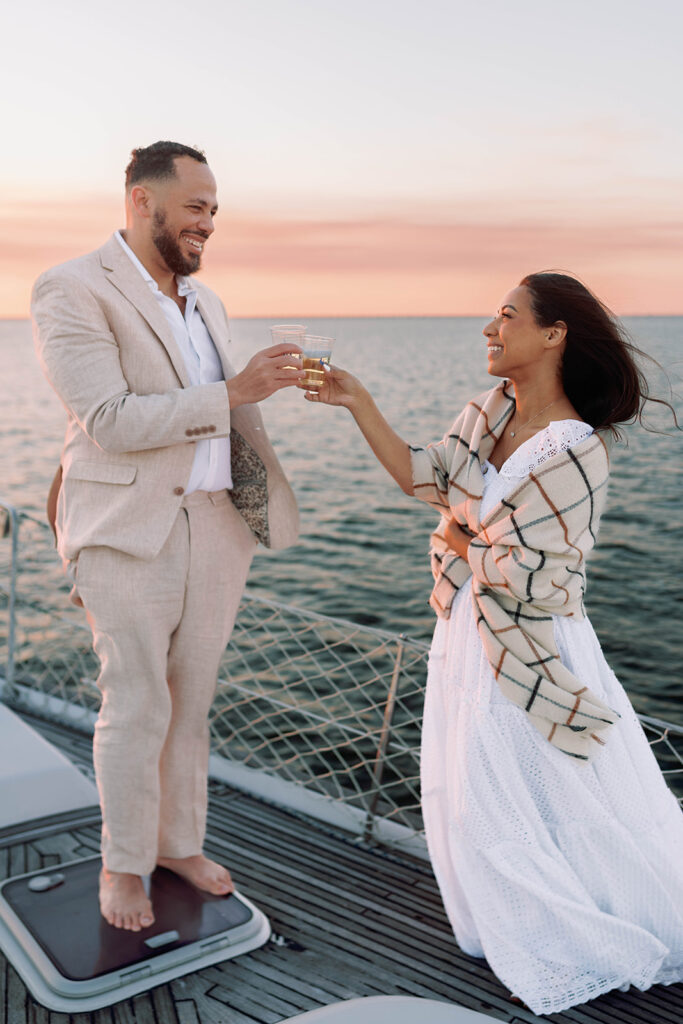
<box><xmin>32</xmin><ymin>235</ymin><xmax>298</xmax><ymax>873</ymax></box>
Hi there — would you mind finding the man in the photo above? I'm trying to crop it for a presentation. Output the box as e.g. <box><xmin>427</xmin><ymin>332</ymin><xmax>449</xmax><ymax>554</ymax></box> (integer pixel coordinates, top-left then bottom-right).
<box><xmin>31</xmin><ymin>141</ymin><xmax>302</xmax><ymax>932</ymax></box>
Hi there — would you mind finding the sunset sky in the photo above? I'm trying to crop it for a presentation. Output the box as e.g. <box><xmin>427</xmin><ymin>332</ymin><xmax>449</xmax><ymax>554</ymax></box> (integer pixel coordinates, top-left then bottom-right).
<box><xmin>3</xmin><ymin>0</ymin><xmax>682</xmax><ymax>317</ymax></box>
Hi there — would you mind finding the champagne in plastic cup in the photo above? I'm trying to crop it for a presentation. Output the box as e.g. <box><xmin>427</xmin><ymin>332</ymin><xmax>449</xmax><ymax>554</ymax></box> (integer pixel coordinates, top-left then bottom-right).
<box><xmin>301</xmin><ymin>335</ymin><xmax>334</xmax><ymax>392</ymax></box>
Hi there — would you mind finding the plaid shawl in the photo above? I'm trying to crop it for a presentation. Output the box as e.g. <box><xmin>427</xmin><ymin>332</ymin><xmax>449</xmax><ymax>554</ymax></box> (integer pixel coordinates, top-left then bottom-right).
<box><xmin>410</xmin><ymin>380</ymin><xmax>619</xmax><ymax>760</ymax></box>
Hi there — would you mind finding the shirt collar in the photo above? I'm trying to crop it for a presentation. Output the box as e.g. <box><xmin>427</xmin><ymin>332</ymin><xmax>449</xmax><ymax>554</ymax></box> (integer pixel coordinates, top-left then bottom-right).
<box><xmin>115</xmin><ymin>230</ymin><xmax>196</xmax><ymax>299</ymax></box>
<box><xmin>176</xmin><ymin>276</ymin><xmax>195</xmax><ymax>298</ymax></box>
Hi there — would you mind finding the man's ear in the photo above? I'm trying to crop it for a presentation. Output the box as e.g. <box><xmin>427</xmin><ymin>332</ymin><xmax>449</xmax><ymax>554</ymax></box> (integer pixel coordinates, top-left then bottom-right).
<box><xmin>129</xmin><ymin>185</ymin><xmax>153</xmax><ymax>219</ymax></box>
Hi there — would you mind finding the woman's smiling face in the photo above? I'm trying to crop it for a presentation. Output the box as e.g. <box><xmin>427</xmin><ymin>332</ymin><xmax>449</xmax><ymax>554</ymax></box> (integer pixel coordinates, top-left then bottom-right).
<box><xmin>482</xmin><ymin>285</ymin><xmax>560</xmax><ymax>379</ymax></box>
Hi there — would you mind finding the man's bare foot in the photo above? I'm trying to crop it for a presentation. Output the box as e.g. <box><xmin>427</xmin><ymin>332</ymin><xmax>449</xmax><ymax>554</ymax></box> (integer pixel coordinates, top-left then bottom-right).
<box><xmin>156</xmin><ymin>854</ymin><xmax>234</xmax><ymax>896</ymax></box>
<box><xmin>99</xmin><ymin>869</ymin><xmax>154</xmax><ymax>931</ymax></box>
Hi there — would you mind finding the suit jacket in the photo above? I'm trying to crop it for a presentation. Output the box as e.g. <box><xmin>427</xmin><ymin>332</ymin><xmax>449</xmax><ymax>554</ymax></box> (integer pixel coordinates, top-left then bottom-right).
<box><xmin>31</xmin><ymin>234</ymin><xmax>299</xmax><ymax>563</ymax></box>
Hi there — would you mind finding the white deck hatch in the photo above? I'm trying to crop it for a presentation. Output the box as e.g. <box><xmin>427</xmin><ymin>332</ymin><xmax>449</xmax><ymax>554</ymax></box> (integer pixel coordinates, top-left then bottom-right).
<box><xmin>0</xmin><ymin>855</ymin><xmax>270</xmax><ymax>1012</ymax></box>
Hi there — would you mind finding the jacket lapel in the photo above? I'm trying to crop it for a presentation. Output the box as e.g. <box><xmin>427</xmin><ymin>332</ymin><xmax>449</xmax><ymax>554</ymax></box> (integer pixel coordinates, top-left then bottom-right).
<box><xmin>193</xmin><ymin>289</ymin><xmax>272</xmax><ymax>539</ymax></box>
<box><xmin>99</xmin><ymin>235</ymin><xmax>191</xmax><ymax>387</ymax></box>
<box><xmin>195</xmin><ymin>291</ymin><xmax>236</xmax><ymax>381</ymax></box>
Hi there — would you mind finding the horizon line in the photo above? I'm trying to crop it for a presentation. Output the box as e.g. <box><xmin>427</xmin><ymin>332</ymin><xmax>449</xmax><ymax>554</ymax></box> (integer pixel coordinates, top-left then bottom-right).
<box><xmin>3</xmin><ymin>312</ymin><xmax>682</xmax><ymax>324</ymax></box>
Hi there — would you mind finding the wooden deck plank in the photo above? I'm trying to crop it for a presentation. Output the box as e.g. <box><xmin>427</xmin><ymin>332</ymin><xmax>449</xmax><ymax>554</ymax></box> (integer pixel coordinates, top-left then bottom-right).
<box><xmin>150</xmin><ymin>984</ymin><xmax>182</xmax><ymax>1024</ymax></box>
<box><xmin>0</xmin><ymin>948</ymin><xmax>7</xmax><ymax>1024</ymax></box>
<box><xmin>174</xmin><ymin>1001</ymin><xmax>201</xmax><ymax>1024</ymax></box>
<box><xmin>9</xmin><ymin>843</ymin><xmax>27</xmax><ymax>878</ymax></box>
<box><xmin>200</xmin><ymin>836</ymin><xmax>453</xmax><ymax>950</ymax></box>
<box><xmin>579</xmin><ymin>989</ymin><xmax>683</xmax><ymax>1024</ymax></box>
<box><xmin>240</xmin><ymin>885</ymin><xmax>509</xmax><ymax>997</ymax></box>
<box><xmin>255</xmin><ymin>935</ymin><xmax>483</xmax><ymax>1005</ymax></box>
<box><xmin>205</xmin><ymin>960</ymin><xmax>319</xmax><ymax>1013</ymax></box>
<box><xmin>247</xmin><ymin>947</ymin><xmax>390</xmax><ymax>1000</ymax></box>
<box><xmin>207</xmin><ymin>976</ymin><xmax>313</xmax><ymax>1017</ymax></box>
<box><xmin>209</xmin><ymin>796</ymin><xmax>424</xmax><ymax>882</ymax></box>
<box><xmin>203</xmin><ymin>954</ymin><xmax>361</xmax><ymax>1003</ymax></box>
<box><xmin>31</xmin><ymin>834</ymin><xmax>85</xmax><ymax>863</ymax></box>
<box><xmin>110</xmin><ymin>1001</ymin><xmax>140</xmax><ymax>1024</ymax></box>
<box><xmin>47</xmin><ymin>1010</ymin><xmax>72</xmax><ymax>1024</ymax></box>
<box><xmin>7</xmin><ymin>960</ymin><xmax>29</xmax><ymax>1024</ymax></box>
<box><xmin>210</xmin><ymin>862</ymin><xmax>468</xmax><ymax>974</ymax></box>
<box><xmin>128</xmin><ymin>993</ymin><xmax>159</xmax><ymax>1024</ymax></box>
<box><xmin>73</xmin><ymin>1009</ymin><xmax>113</xmax><ymax>1024</ymax></box>
<box><xmin>212</xmin><ymin>829</ymin><xmax>436</xmax><ymax>920</ymax></box>
<box><xmin>208</xmin><ymin>794</ymin><xmax>422</xmax><ymax>870</ymax></box>
<box><xmin>171</xmin><ymin>980</ymin><xmax>263</xmax><ymax>1024</ymax></box>
<box><xmin>200</xmin><ymin>984</ymin><xmax>283</xmax><ymax>1024</ymax></box>
<box><xmin>27</xmin><ymin>997</ymin><xmax>50</xmax><ymax>1022</ymax></box>
<box><xmin>201</xmin><ymin>814</ymin><xmax>441</xmax><ymax>915</ymax></box>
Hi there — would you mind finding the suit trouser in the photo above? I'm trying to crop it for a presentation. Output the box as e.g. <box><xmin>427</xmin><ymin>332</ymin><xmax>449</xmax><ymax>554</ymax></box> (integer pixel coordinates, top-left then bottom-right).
<box><xmin>75</xmin><ymin>490</ymin><xmax>256</xmax><ymax>875</ymax></box>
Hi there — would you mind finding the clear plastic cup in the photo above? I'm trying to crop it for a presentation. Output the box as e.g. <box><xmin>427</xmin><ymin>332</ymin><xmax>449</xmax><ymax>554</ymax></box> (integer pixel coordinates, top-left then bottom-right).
<box><xmin>270</xmin><ymin>324</ymin><xmax>307</xmax><ymax>345</ymax></box>
<box><xmin>301</xmin><ymin>335</ymin><xmax>334</xmax><ymax>392</ymax></box>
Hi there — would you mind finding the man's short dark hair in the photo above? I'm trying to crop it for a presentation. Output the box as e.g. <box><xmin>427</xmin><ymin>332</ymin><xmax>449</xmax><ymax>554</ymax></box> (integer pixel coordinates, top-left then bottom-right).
<box><xmin>125</xmin><ymin>141</ymin><xmax>207</xmax><ymax>190</ymax></box>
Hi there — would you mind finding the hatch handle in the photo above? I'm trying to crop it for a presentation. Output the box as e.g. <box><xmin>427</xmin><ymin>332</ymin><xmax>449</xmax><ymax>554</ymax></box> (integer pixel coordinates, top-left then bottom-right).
<box><xmin>144</xmin><ymin>929</ymin><xmax>180</xmax><ymax>949</ymax></box>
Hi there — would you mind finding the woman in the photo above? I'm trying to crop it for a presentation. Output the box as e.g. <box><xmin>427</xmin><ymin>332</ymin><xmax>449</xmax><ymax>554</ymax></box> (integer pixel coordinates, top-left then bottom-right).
<box><xmin>305</xmin><ymin>272</ymin><xmax>683</xmax><ymax>1015</ymax></box>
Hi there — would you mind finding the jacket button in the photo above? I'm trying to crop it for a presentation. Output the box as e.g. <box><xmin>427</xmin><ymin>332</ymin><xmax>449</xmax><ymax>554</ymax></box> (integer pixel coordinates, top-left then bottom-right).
<box><xmin>208</xmin><ymin>425</ymin><xmax>216</xmax><ymax>433</ymax></box>
<box><xmin>173</xmin><ymin>486</ymin><xmax>184</xmax><ymax>496</ymax></box>
<box><xmin>185</xmin><ymin>428</ymin><xmax>194</xmax><ymax>437</ymax></box>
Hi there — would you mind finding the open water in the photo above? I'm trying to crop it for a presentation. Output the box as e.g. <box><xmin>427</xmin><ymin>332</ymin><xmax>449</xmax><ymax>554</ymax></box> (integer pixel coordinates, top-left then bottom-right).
<box><xmin>2</xmin><ymin>316</ymin><xmax>681</xmax><ymax>723</ymax></box>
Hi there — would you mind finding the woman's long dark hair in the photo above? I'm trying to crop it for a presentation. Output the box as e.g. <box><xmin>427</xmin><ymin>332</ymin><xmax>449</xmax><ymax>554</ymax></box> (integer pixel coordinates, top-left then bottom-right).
<box><xmin>520</xmin><ymin>271</ymin><xmax>677</xmax><ymax>437</ymax></box>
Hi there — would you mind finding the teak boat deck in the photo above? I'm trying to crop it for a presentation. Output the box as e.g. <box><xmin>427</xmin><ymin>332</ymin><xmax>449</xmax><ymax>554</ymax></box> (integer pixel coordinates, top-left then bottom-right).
<box><xmin>1</xmin><ymin>712</ymin><xmax>681</xmax><ymax>1024</ymax></box>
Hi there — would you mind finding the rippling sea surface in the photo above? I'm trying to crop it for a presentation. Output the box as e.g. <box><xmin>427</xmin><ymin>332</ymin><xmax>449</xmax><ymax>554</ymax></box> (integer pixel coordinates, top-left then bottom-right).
<box><xmin>2</xmin><ymin>316</ymin><xmax>681</xmax><ymax>723</ymax></box>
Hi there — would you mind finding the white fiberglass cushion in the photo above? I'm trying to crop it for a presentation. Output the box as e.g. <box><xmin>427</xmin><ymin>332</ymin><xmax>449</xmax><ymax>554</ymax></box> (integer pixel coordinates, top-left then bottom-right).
<box><xmin>0</xmin><ymin>703</ymin><xmax>98</xmax><ymax>828</ymax></box>
<box><xmin>279</xmin><ymin>996</ymin><xmax>501</xmax><ymax>1023</ymax></box>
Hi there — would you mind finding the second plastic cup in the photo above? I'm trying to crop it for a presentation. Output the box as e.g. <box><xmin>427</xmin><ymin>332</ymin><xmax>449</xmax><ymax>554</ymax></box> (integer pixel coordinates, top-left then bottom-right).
<box><xmin>301</xmin><ymin>335</ymin><xmax>334</xmax><ymax>392</ymax></box>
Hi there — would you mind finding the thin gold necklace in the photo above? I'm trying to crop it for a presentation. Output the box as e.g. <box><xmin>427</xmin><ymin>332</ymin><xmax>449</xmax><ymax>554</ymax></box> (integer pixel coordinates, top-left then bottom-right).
<box><xmin>509</xmin><ymin>399</ymin><xmax>560</xmax><ymax>438</ymax></box>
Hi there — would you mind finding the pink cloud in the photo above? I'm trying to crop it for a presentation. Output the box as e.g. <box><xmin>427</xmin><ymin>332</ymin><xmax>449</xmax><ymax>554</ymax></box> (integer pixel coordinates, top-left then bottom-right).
<box><xmin>2</xmin><ymin>196</ymin><xmax>682</xmax><ymax>317</ymax></box>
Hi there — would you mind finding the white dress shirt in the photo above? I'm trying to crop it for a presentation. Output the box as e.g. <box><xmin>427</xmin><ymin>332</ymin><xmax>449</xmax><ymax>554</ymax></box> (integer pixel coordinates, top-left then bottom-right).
<box><xmin>115</xmin><ymin>231</ymin><xmax>232</xmax><ymax>493</ymax></box>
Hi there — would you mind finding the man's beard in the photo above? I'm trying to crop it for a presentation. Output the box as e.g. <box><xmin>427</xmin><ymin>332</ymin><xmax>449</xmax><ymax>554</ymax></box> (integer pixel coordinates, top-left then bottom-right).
<box><xmin>152</xmin><ymin>209</ymin><xmax>202</xmax><ymax>276</ymax></box>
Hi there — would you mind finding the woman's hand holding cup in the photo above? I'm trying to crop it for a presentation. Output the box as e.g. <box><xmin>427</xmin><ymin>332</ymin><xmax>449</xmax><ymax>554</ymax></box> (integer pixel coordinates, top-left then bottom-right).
<box><xmin>302</xmin><ymin>364</ymin><xmax>366</xmax><ymax>410</ymax></box>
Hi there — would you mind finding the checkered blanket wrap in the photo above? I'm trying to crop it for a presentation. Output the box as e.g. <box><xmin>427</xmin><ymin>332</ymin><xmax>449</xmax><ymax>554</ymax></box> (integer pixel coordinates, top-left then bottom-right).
<box><xmin>410</xmin><ymin>380</ymin><xmax>619</xmax><ymax>760</ymax></box>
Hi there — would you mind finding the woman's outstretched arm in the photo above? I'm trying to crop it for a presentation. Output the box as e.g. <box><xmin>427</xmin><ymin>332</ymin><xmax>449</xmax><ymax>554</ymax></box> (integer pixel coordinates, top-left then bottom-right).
<box><xmin>303</xmin><ymin>367</ymin><xmax>413</xmax><ymax>495</ymax></box>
